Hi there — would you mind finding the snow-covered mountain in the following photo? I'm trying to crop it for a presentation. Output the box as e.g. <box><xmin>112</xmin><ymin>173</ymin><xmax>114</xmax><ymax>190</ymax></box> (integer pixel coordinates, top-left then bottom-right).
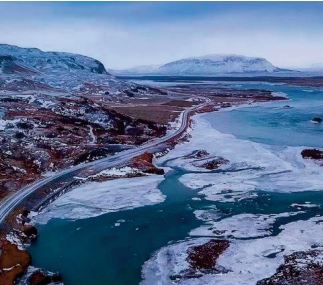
<box><xmin>0</xmin><ymin>44</ymin><xmax>164</xmax><ymax>98</ymax></box>
<box><xmin>113</xmin><ymin>54</ymin><xmax>290</xmax><ymax>76</ymax></box>
<box><xmin>0</xmin><ymin>44</ymin><xmax>108</xmax><ymax>75</ymax></box>
<box><xmin>108</xmin><ymin>64</ymin><xmax>160</xmax><ymax>76</ymax></box>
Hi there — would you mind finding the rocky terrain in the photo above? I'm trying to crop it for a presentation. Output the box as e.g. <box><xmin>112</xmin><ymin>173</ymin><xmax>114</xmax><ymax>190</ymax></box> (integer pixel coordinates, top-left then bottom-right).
<box><xmin>0</xmin><ymin>93</ymin><xmax>167</xmax><ymax>200</ymax></box>
<box><xmin>257</xmin><ymin>250</ymin><xmax>323</xmax><ymax>285</ymax></box>
<box><xmin>0</xmin><ymin>44</ymin><xmax>173</xmax><ymax>201</ymax></box>
<box><xmin>0</xmin><ymin>44</ymin><xmax>154</xmax><ymax>98</ymax></box>
<box><xmin>0</xmin><ymin>45</ymin><xmax>171</xmax><ymax>284</ymax></box>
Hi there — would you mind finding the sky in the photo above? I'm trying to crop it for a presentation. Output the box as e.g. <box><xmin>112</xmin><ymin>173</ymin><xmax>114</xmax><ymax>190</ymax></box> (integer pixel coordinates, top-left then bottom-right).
<box><xmin>1</xmin><ymin>2</ymin><xmax>323</xmax><ymax>69</ymax></box>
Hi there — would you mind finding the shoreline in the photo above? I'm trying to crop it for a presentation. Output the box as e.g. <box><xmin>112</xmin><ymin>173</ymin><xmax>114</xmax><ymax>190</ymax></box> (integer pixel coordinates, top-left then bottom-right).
<box><xmin>0</xmin><ymin>88</ymin><xmax>287</xmax><ymax>285</ymax></box>
<box><xmin>141</xmin><ymin>91</ymin><xmax>323</xmax><ymax>285</ymax></box>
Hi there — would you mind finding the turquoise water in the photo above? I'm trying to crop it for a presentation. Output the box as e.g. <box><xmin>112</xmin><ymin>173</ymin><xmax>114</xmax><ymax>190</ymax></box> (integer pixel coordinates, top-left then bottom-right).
<box><xmin>29</xmin><ymin>82</ymin><xmax>323</xmax><ymax>284</ymax></box>
<box><xmin>29</xmin><ymin>169</ymin><xmax>204</xmax><ymax>285</ymax></box>
<box><xmin>209</xmin><ymin>83</ymin><xmax>323</xmax><ymax>147</ymax></box>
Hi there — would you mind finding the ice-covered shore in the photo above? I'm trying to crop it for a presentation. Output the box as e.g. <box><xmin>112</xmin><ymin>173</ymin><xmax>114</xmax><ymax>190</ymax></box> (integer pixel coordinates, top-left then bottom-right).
<box><xmin>33</xmin><ymin>175</ymin><xmax>165</xmax><ymax>223</ymax></box>
<box><xmin>141</xmin><ymin>216</ymin><xmax>323</xmax><ymax>285</ymax></box>
<box><xmin>159</xmin><ymin>113</ymin><xmax>323</xmax><ymax>203</ymax></box>
<box><xmin>141</xmin><ymin>112</ymin><xmax>323</xmax><ymax>284</ymax></box>
<box><xmin>30</xmin><ymin>109</ymin><xmax>323</xmax><ymax>284</ymax></box>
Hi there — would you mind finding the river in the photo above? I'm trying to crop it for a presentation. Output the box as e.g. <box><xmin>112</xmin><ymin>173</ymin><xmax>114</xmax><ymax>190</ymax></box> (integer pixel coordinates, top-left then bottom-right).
<box><xmin>29</xmin><ymin>81</ymin><xmax>323</xmax><ymax>284</ymax></box>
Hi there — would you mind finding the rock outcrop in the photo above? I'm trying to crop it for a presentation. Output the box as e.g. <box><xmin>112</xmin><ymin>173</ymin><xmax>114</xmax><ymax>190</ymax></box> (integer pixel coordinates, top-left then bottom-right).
<box><xmin>301</xmin><ymin>149</ymin><xmax>323</xmax><ymax>160</ymax></box>
<box><xmin>311</xmin><ymin>117</ymin><xmax>322</xmax><ymax>124</ymax></box>
<box><xmin>28</xmin><ymin>270</ymin><xmax>62</xmax><ymax>285</ymax></box>
<box><xmin>187</xmin><ymin>239</ymin><xmax>230</xmax><ymax>272</ymax></box>
<box><xmin>0</xmin><ymin>240</ymin><xmax>31</xmax><ymax>285</ymax></box>
<box><xmin>185</xmin><ymin>150</ymin><xmax>210</xmax><ymax>159</ymax></box>
<box><xmin>199</xmin><ymin>158</ymin><xmax>229</xmax><ymax>170</ymax></box>
<box><xmin>130</xmin><ymin>152</ymin><xmax>164</xmax><ymax>175</ymax></box>
<box><xmin>257</xmin><ymin>250</ymin><xmax>323</xmax><ymax>285</ymax></box>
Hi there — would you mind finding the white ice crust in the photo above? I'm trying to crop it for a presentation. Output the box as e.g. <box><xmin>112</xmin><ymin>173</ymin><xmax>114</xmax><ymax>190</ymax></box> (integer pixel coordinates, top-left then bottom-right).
<box><xmin>34</xmin><ymin>175</ymin><xmax>165</xmax><ymax>223</ymax></box>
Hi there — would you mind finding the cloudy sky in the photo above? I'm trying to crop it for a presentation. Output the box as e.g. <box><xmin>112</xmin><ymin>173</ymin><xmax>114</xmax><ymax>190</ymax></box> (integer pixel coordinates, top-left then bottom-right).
<box><xmin>1</xmin><ymin>2</ymin><xmax>323</xmax><ymax>69</ymax></box>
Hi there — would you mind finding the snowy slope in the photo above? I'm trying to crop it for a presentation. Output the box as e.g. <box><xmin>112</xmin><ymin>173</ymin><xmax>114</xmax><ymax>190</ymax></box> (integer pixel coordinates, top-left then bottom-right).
<box><xmin>0</xmin><ymin>44</ymin><xmax>164</xmax><ymax>98</ymax></box>
<box><xmin>113</xmin><ymin>54</ymin><xmax>290</xmax><ymax>76</ymax></box>
<box><xmin>159</xmin><ymin>54</ymin><xmax>279</xmax><ymax>75</ymax></box>
<box><xmin>0</xmin><ymin>44</ymin><xmax>107</xmax><ymax>75</ymax></box>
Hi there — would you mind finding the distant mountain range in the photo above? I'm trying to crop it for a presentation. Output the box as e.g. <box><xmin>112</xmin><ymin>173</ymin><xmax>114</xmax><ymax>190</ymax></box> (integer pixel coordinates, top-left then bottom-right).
<box><xmin>111</xmin><ymin>54</ymin><xmax>295</xmax><ymax>76</ymax></box>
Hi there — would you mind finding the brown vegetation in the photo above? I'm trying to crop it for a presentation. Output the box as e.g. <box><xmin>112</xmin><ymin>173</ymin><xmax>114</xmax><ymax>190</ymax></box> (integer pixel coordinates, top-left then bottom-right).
<box><xmin>0</xmin><ymin>240</ymin><xmax>31</xmax><ymax>285</ymax></box>
<box><xmin>187</xmin><ymin>239</ymin><xmax>230</xmax><ymax>271</ymax></box>
<box><xmin>130</xmin><ymin>152</ymin><xmax>165</xmax><ymax>175</ymax></box>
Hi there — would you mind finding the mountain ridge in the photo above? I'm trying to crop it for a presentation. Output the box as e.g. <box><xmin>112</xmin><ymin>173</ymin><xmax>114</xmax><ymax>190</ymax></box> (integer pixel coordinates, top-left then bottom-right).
<box><xmin>112</xmin><ymin>54</ymin><xmax>293</xmax><ymax>76</ymax></box>
<box><xmin>0</xmin><ymin>44</ymin><xmax>108</xmax><ymax>75</ymax></box>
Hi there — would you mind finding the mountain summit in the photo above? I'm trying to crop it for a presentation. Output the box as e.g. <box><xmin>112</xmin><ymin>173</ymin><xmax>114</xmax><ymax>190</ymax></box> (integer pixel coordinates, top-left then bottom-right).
<box><xmin>0</xmin><ymin>44</ymin><xmax>108</xmax><ymax>75</ymax></box>
<box><xmin>0</xmin><ymin>44</ymin><xmax>137</xmax><ymax>97</ymax></box>
<box><xmin>0</xmin><ymin>43</ymin><xmax>167</xmax><ymax>98</ymax></box>
<box><xmin>113</xmin><ymin>54</ymin><xmax>287</xmax><ymax>76</ymax></box>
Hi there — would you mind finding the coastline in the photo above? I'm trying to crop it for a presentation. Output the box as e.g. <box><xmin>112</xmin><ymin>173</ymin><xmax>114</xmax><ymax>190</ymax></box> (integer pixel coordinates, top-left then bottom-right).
<box><xmin>0</xmin><ymin>88</ymin><xmax>287</xmax><ymax>285</ymax></box>
<box><xmin>141</xmin><ymin>87</ymin><xmax>323</xmax><ymax>285</ymax></box>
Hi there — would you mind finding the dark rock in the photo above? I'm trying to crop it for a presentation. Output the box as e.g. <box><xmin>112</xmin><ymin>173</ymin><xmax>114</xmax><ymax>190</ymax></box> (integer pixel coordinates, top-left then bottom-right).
<box><xmin>125</xmin><ymin>126</ymin><xmax>144</xmax><ymax>136</ymax></box>
<box><xmin>186</xmin><ymin>150</ymin><xmax>210</xmax><ymax>159</ymax></box>
<box><xmin>301</xmin><ymin>149</ymin><xmax>323</xmax><ymax>160</ymax></box>
<box><xmin>312</xmin><ymin>117</ymin><xmax>322</xmax><ymax>123</ymax></box>
<box><xmin>16</xmin><ymin>121</ymin><xmax>34</xmax><ymax>130</ymax></box>
<box><xmin>91</xmin><ymin>59</ymin><xmax>107</xmax><ymax>75</ymax></box>
<box><xmin>124</xmin><ymin>90</ymin><xmax>135</xmax><ymax>97</ymax></box>
<box><xmin>15</xmin><ymin>132</ymin><xmax>25</xmax><ymax>140</ymax></box>
<box><xmin>221</xmin><ymin>103</ymin><xmax>232</xmax><ymax>108</ymax></box>
<box><xmin>199</xmin><ymin>158</ymin><xmax>229</xmax><ymax>170</ymax></box>
<box><xmin>74</xmin><ymin>148</ymin><xmax>112</xmax><ymax>165</ymax></box>
<box><xmin>22</xmin><ymin>225</ymin><xmax>38</xmax><ymax>241</ymax></box>
<box><xmin>28</xmin><ymin>270</ymin><xmax>62</xmax><ymax>285</ymax></box>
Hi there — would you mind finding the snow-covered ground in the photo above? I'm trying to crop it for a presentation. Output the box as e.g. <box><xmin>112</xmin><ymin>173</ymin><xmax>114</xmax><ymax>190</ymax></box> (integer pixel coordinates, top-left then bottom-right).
<box><xmin>190</xmin><ymin>211</ymin><xmax>303</xmax><ymax>239</ymax></box>
<box><xmin>88</xmin><ymin>166</ymin><xmax>143</xmax><ymax>179</ymax></box>
<box><xmin>141</xmin><ymin>112</ymin><xmax>323</xmax><ymax>284</ymax></box>
<box><xmin>141</xmin><ymin>216</ymin><xmax>323</xmax><ymax>285</ymax></box>
<box><xmin>0</xmin><ymin>43</ymin><xmax>156</xmax><ymax>98</ymax></box>
<box><xmin>0</xmin><ymin>118</ymin><xmax>21</xmax><ymax>131</ymax></box>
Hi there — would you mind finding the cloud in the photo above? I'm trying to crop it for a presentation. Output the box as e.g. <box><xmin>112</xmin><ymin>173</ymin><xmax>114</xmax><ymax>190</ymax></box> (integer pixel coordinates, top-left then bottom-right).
<box><xmin>0</xmin><ymin>2</ymin><xmax>323</xmax><ymax>69</ymax></box>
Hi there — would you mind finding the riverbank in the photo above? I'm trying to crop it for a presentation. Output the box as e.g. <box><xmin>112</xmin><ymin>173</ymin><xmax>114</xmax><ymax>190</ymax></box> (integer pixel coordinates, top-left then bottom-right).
<box><xmin>141</xmin><ymin>83</ymin><xmax>323</xmax><ymax>285</ymax></box>
<box><xmin>0</xmin><ymin>85</ymin><xmax>287</xmax><ymax>285</ymax></box>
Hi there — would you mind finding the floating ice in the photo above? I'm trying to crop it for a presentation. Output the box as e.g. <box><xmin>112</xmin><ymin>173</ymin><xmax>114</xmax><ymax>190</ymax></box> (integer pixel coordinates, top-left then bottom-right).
<box><xmin>33</xmin><ymin>175</ymin><xmax>165</xmax><ymax>223</ymax></box>
<box><xmin>142</xmin><ymin>216</ymin><xmax>323</xmax><ymax>285</ymax></box>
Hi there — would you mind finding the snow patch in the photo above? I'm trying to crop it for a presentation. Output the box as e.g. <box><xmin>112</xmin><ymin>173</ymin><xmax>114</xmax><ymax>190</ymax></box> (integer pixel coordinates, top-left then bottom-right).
<box><xmin>142</xmin><ymin>216</ymin><xmax>323</xmax><ymax>285</ymax></box>
<box><xmin>159</xmin><ymin>115</ymin><xmax>323</xmax><ymax>203</ymax></box>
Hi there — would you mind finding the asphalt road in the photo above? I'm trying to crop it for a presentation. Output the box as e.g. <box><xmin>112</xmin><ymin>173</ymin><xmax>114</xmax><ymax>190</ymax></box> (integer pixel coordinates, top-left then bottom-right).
<box><xmin>0</xmin><ymin>100</ymin><xmax>208</xmax><ymax>223</ymax></box>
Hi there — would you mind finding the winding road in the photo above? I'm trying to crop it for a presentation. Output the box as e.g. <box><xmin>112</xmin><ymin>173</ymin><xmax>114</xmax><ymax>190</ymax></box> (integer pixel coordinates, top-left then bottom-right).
<box><xmin>0</xmin><ymin>100</ymin><xmax>208</xmax><ymax>223</ymax></box>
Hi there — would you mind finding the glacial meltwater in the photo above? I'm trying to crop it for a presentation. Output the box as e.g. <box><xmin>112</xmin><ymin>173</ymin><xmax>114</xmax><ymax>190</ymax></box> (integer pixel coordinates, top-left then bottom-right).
<box><xmin>29</xmin><ymin>82</ymin><xmax>323</xmax><ymax>285</ymax></box>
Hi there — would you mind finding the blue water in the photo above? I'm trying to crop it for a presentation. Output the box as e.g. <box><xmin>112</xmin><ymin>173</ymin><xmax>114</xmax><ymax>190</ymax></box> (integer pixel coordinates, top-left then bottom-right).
<box><xmin>208</xmin><ymin>83</ymin><xmax>323</xmax><ymax>147</ymax></box>
<box><xmin>28</xmin><ymin>82</ymin><xmax>323</xmax><ymax>284</ymax></box>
